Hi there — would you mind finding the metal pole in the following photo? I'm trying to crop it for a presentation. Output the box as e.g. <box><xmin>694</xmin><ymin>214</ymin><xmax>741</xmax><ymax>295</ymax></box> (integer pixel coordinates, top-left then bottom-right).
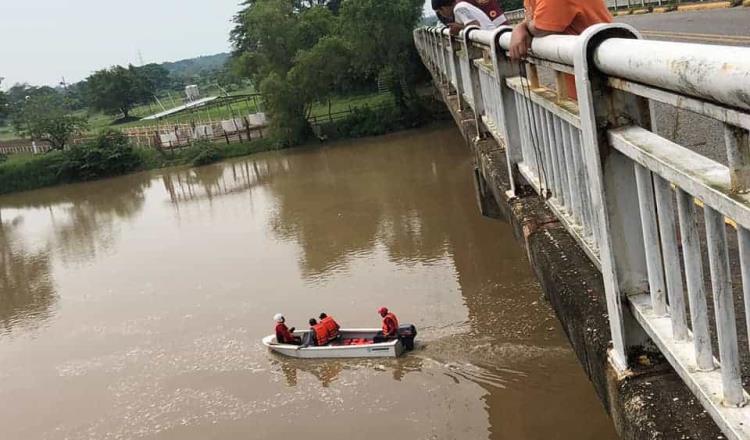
<box><xmin>634</xmin><ymin>163</ymin><xmax>667</xmax><ymax>316</ymax></box>
<box><xmin>704</xmin><ymin>206</ymin><xmax>745</xmax><ymax>407</ymax></box>
<box><xmin>675</xmin><ymin>189</ymin><xmax>714</xmax><ymax>371</ymax></box>
<box><xmin>653</xmin><ymin>175</ymin><xmax>688</xmax><ymax>341</ymax></box>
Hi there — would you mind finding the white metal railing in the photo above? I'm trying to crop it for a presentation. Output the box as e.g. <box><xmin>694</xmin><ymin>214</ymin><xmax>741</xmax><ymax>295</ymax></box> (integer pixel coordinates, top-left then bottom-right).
<box><xmin>415</xmin><ymin>23</ymin><xmax>750</xmax><ymax>440</ymax></box>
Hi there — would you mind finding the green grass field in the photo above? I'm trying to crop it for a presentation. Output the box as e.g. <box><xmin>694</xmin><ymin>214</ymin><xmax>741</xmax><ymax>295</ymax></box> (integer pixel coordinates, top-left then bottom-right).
<box><xmin>0</xmin><ymin>84</ymin><xmax>260</xmax><ymax>142</ymax></box>
<box><xmin>0</xmin><ymin>125</ymin><xmax>15</xmax><ymax>142</ymax></box>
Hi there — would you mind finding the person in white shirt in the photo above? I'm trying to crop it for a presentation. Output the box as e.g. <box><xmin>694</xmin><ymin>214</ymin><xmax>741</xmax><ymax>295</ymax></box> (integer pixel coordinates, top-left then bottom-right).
<box><xmin>433</xmin><ymin>0</ymin><xmax>508</xmax><ymax>35</ymax></box>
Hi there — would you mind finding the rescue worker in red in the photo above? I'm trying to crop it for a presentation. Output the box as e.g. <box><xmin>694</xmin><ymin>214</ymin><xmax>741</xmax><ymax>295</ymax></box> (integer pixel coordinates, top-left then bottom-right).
<box><xmin>301</xmin><ymin>318</ymin><xmax>332</xmax><ymax>348</ymax></box>
<box><xmin>374</xmin><ymin>307</ymin><xmax>399</xmax><ymax>343</ymax></box>
<box><xmin>319</xmin><ymin>312</ymin><xmax>341</xmax><ymax>341</ymax></box>
<box><xmin>274</xmin><ymin>313</ymin><xmax>301</xmax><ymax>345</ymax></box>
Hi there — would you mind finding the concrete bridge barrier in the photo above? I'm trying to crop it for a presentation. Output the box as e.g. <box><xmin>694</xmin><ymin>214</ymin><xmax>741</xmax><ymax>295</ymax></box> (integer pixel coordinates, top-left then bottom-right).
<box><xmin>415</xmin><ymin>23</ymin><xmax>750</xmax><ymax>439</ymax></box>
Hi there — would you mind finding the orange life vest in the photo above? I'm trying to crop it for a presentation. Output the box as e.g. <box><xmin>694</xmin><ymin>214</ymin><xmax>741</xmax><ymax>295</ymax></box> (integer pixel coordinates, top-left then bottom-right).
<box><xmin>382</xmin><ymin>312</ymin><xmax>399</xmax><ymax>337</ymax></box>
<box><xmin>313</xmin><ymin>323</ymin><xmax>330</xmax><ymax>346</ymax></box>
<box><xmin>320</xmin><ymin>316</ymin><xmax>340</xmax><ymax>340</ymax></box>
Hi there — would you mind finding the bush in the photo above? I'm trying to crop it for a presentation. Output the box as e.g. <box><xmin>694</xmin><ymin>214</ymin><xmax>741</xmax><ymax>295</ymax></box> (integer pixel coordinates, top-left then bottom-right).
<box><xmin>0</xmin><ymin>150</ymin><xmax>67</xmax><ymax>194</ymax></box>
<box><xmin>331</xmin><ymin>97</ymin><xmax>442</xmax><ymax>139</ymax></box>
<box><xmin>57</xmin><ymin>129</ymin><xmax>143</xmax><ymax>181</ymax></box>
<box><xmin>0</xmin><ymin>153</ymin><xmax>7</xmax><ymax>164</ymax></box>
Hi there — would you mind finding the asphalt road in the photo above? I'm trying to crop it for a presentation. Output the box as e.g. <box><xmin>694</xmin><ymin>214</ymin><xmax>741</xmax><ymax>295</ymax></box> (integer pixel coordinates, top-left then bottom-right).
<box><xmin>613</xmin><ymin>8</ymin><xmax>750</xmax><ymax>164</ymax></box>
<box><xmin>616</xmin><ymin>8</ymin><xmax>750</xmax><ymax>46</ymax></box>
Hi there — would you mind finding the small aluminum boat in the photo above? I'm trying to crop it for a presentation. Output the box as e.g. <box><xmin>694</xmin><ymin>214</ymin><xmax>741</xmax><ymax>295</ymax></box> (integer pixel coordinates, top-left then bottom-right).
<box><xmin>262</xmin><ymin>328</ymin><xmax>406</xmax><ymax>359</ymax></box>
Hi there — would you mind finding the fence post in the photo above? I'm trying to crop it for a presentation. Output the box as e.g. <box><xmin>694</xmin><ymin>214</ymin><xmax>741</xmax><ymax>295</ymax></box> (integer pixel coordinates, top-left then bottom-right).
<box><xmin>574</xmin><ymin>23</ymin><xmax>651</xmax><ymax>372</ymax></box>
<box><xmin>244</xmin><ymin>116</ymin><xmax>253</xmax><ymax>141</ymax></box>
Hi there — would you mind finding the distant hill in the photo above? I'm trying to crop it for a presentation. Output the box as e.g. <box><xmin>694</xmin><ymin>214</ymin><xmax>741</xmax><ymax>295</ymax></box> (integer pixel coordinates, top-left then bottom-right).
<box><xmin>160</xmin><ymin>53</ymin><xmax>231</xmax><ymax>80</ymax></box>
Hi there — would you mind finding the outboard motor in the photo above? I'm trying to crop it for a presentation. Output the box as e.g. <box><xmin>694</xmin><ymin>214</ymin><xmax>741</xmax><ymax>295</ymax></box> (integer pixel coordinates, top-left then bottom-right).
<box><xmin>397</xmin><ymin>324</ymin><xmax>417</xmax><ymax>351</ymax></box>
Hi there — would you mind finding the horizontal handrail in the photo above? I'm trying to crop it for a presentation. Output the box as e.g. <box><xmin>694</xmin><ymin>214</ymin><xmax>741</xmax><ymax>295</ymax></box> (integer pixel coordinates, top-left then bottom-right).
<box><xmin>498</xmin><ymin>32</ymin><xmax>577</xmax><ymax>66</ymax></box>
<box><xmin>427</xmin><ymin>25</ymin><xmax>750</xmax><ymax>112</ymax></box>
<box><xmin>594</xmin><ymin>38</ymin><xmax>750</xmax><ymax>111</ymax></box>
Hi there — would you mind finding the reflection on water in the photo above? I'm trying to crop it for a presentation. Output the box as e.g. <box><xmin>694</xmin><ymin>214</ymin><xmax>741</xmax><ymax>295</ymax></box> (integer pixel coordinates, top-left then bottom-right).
<box><xmin>275</xmin><ymin>356</ymin><xmax>423</xmax><ymax>388</ymax></box>
<box><xmin>0</xmin><ymin>176</ymin><xmax>151</xmax><ymax>334</ymax></box>
<box><xmin>0</xmin><ymin>126</ymin><xmax>617</xmax><ymax>440</ymax></box>
<box><xmin>0</xmin><ymin>213</ymin><xmax>55</xmax><ymax>334</ymax></box>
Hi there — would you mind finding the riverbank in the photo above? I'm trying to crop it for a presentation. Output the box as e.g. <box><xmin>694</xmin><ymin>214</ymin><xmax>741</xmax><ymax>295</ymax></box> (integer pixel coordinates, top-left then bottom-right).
<box><xmin>0</xmin><ymin>98</ymin><xmax>447</xmax><ymax>196</ymax></box>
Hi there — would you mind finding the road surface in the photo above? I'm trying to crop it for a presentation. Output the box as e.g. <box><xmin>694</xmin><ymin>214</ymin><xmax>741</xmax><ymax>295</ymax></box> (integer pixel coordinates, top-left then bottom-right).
<box><xmin>614</xmin><ymin>8</ymin><xmax>750</xmax><ymax>163</ymax></box>
<box><xmin>616</xmin><ymin>7</ymin><xmax>750</xmax><ymax>45</ymax></box>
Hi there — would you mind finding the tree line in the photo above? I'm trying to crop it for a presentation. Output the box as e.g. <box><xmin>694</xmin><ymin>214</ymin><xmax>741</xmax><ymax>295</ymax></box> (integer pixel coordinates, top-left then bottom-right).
<box><xmin>229</xmin><ymin>0</ymin><xmax>427</xmax><ymax>145</ymax></box>
<box><xmin>0</xmin><ymin>55</ymin><xmax>243</xmax><ymax>148</ymax></box>
<box><xmin>1</xmin><ymin>0</ymin><xmax>428</xmax><ymax>149</ymax></box>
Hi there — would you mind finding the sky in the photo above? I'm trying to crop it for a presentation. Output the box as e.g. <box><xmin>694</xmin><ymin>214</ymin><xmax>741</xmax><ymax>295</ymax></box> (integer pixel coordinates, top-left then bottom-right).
<box><xmin>1</xmin><ymin>0</ymin><xmax>436</xmax><ymax>90</ymax></box>
<box><xmin>0</xmin><ymin>0</ymin><xmax>244</xmax><ymax>89</ymax></box>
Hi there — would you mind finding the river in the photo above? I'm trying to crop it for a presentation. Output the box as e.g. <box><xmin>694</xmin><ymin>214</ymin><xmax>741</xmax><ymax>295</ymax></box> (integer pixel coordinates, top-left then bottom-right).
<box><xmin>0</xmin><ymin>126</ymin><xmax>618</xmax><ymax>439</ymax></box>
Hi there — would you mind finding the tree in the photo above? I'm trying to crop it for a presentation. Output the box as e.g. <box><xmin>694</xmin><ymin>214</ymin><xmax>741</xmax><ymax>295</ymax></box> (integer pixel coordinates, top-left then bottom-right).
<box><xmin>289</xmin><ymin>36</ymin><xmax>352</xmax><ymax>103</ymax></box>
<box><xmin>135</xmin><ymin>64</ymin><xmax>172</xmax><ymax>92</ymax></box>
<box><xmin>86</xmin><ymin>65</ymin><xmax>152</xmax><ymax>119</ymax></box>
<box><xmin>11</xmin><ymin>94</ymin><xmax>88</xmax><ymax>150</ymax></box>
<box><xmin>0</xmin><ymin>78</ymin><xmax>8</xmax><ymax>122</ymax></box>
<box><xmin>230</xmin><ymin>0</ymin><xmax>425</xmax><ymax>144</ymax></box>
<box><xmin>5</xmin><ymin>84</ymin><xmax>64</xmax><ymax>115</ymax></box>
<box><xmin>338</xmin><ymin>0</ymin><xmax>424</xmax><ymax>109</ymax></box>
<box><xmin>231</xmin><ymin>1</ymin><xmax>342</xmax><ymax>144</ymax></box>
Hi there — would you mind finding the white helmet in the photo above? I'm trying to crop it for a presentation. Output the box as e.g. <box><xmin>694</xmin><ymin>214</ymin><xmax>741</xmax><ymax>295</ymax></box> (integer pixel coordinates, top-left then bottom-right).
<box><xmin>273</xmin><ymin>313</ymin><xmax>284</xmax><ymax>322</ymax></box>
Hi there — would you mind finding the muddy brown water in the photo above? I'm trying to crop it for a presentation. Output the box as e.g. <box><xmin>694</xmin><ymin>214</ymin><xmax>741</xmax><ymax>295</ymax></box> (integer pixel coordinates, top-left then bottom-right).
<box><xmin>0</xmin><ymin>126</ymin><xmax>618</xmax><ymax>440</ymax></box>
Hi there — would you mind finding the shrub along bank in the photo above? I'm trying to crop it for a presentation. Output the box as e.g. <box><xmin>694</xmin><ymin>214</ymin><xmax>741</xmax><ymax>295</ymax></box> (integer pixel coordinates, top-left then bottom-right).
<box><xmin>0</xmin><ymin>97</ymin><xmax>446</xmax><ymax>195</ymax></box>
<box><xmin>0</xmin><ymin>131</ymin><xmax>277</xmax><ymax>195</ymax></box>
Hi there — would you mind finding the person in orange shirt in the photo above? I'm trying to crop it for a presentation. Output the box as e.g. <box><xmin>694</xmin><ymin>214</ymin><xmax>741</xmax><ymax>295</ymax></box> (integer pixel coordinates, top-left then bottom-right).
<box><xmin>508</xmin><ymin>0</ymin><xmax>612</xmax><ymax>98</ymax></box>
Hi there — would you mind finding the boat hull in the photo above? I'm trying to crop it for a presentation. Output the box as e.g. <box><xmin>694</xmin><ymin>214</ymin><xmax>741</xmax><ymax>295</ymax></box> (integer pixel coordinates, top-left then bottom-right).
<box><xmin>262</xmin><ymin>328</ymin><xmax>405</xmax><ymax>359</ymax></box>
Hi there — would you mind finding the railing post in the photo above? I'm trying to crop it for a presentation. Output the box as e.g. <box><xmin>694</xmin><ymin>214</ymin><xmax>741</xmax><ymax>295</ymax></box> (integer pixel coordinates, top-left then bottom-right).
<box><xmin>438</xmin><ymin>30</ymin><xmax>450</xmax><ymax>86</ymax></box>
<box><xmin>574</xmin><ymin>23</ymin><xmax>651</xmax><ymax>371</ymax></box>
<box><xmin>449</xmin><ymin>32</ymin><xmax>465</xmax><ymax>111</ymax></box>
<box><xmin>489</xmin><ymin>26</ymin><xmax>525</xmax><ymax>195</ymax></box>
<box><xmin>705</xmin><ymin>207</ymin><xmax>746</xmax><ymax>407</ymax></box>
<box><xmin>725</xmin><ymin>124</ymin><xmax>750</xmax><ymax>194</ymax></box>
<box><xmin>461</xmin><ymin>27</ymin><xmax>486</xmax><ymax>139</ymax></box>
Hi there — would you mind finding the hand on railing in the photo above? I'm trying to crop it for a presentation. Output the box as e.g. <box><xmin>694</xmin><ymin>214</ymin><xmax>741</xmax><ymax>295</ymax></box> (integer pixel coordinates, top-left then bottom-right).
<box><xmin>447</xmin><ymin>23</ymin><xmax>464</xmax><ymax>35</ymax></box>
<box><xmin>509</xmin><ymin>22</ymin><xmax>532</xmax><ymax>60</ymax></box>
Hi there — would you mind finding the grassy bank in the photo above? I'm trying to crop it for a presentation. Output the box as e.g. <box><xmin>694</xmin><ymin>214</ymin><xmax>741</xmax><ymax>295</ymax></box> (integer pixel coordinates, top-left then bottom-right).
<box><xmin>0</xmin><ymin>137</ymin><xmax>280</xmax><ymax>196</ymax></box>
<box><xmin>0</xmin><ymin>96</ymin><xmax>448</xmax><ymax>196</ymax></box>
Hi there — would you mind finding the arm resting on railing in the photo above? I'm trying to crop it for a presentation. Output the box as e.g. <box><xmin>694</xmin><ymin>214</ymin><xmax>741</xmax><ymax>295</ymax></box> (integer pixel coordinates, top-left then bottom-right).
<box><xmin>508</xmin><ymin>19</ymin><xmax>560</xmax><ymax>60</ymax></box>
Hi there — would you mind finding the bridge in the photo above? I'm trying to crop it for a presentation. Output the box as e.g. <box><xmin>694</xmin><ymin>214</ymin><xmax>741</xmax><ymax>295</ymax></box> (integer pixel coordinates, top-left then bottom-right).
<box><xmin>415</xmin><ymin>21</ymin><xmax>750</xmax><ymax>440</ymax></box>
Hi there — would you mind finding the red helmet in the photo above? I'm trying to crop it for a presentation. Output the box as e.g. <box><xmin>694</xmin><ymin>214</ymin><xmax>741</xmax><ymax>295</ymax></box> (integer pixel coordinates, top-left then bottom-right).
<box><xmin>378</xmin><ymin>307</ymin><xmax>388</xmax><ymax>316</ymax></box>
